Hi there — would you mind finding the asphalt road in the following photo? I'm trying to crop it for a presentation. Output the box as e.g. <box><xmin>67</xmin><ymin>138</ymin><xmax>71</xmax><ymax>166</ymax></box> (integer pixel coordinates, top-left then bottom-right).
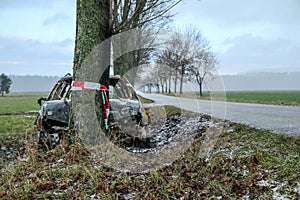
<box><xmin>139</xmin><ymin>92</ymin><xmax>300</xmax><ymax>136</ymax></box>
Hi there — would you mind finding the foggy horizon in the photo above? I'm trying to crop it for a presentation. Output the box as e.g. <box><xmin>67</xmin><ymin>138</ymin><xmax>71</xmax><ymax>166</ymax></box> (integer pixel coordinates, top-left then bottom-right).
<box><xmin>6</xmin><ymin>71</ymin><xmax>300</xmax><ymax>93</ymax></box>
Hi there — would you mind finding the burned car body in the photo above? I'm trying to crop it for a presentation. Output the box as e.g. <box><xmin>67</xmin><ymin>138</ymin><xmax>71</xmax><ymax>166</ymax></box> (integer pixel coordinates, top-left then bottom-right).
<box><xmin>109</xmin><ymin>76</ymin><xmax>148</xmax><ymax>133</ymax></box>
<box><xmin>34</xmin><ymin>74</ymin><xmax>149</xmax><ymax>150</ymax></box>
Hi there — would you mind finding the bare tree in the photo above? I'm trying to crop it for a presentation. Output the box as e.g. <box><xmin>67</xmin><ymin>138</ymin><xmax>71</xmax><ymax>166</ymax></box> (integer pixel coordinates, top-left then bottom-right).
<box><xmin>111</xmin><ymin>0</ymin><xmax>181</xmax><ymax>34</ymax></box>
<box><xmin>144</xmin><ymin>64</ymin><xmax>161</xmax><ymax>93</ymax></box>
<box><xmin>113</xmin><ymin>27</ymin><xmax>155</xmax><ymax>85</ymax></box>
<box><xmin>156</xmin><ymin>26</ymin><xmax>217</xmax><ymax>96</ymax></box>
<box><xmin>183</xmin><ymin>27</ymin><xmax>218</xmax><ymax>97</ymax></box>
<box><xmin>188</xmin><ymin>51</ymin><xmax>218</xmax><ymax>97</ymax></box>
<box><xmin>155</xmin><ymin>54</ymin><xmax>173</xmax><ymax>93</ymax></box>
<box><xmin>156</xmin><ymin>27</ymin><xmax>202</xmax><ymax>94</ymax></box>
<box><xmin>155</xmin><ymin>42</ymin><xmax>180</xmax><ymax>93</ymax></box>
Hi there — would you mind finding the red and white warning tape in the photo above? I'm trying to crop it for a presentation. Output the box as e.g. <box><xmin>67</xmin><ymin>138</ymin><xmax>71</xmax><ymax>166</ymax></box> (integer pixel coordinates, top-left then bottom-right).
<box><xmin>71</xmin><ymin>81</ymin><xmax>108</xmax><ymax>91</ymax></box>
<box><xmin>71</xmin><ymin>80</ymin><xmax>110</xmax><ymax>130</ymax></box>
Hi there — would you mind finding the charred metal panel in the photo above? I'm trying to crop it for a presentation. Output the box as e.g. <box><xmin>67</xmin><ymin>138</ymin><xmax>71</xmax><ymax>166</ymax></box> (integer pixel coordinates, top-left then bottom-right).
<box><xmin>43</xmin><ymin>100</ymin><xmax>70</xmax><ymax>125</ymax></box>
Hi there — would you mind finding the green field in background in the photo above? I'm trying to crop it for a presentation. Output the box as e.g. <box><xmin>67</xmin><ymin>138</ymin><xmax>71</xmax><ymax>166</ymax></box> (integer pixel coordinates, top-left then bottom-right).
<box><xmin>0</xmin><ymin>92</ymin><xmax>48</xmax><ymax>113</ymax></box>
<box><xmin>190</xmin><ymin>90</ymin><xmax>300</xmax><ymax>106</ymax></box>
<box><xmin>224</xmin><ymin>90</ymin><xmax>300</xmax><ymax>106</ymax></box>
<box><xmin>0</xmin><ymin>115</ymin><xmax>35</xmax><ymax>134</ymax></box>
<box><xmin>167</xmin><ymin>90</ymin><xmax>300</xmax><ymax>106</ymax></box>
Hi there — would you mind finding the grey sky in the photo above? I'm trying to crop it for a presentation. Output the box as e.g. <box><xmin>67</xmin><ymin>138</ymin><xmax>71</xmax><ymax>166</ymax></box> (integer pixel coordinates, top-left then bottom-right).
<box><xmin>172</xmin><ymin>0</ymin><xmax>300</xmax><ymax>74</ymax></box>
<box><xmin>0</xmin><ymin>0</ymin><xmax>299</xmax><ymax>76</ymax></box>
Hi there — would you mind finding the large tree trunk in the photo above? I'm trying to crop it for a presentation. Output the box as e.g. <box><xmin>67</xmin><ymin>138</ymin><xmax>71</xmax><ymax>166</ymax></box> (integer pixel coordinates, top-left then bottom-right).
<box><xmin>73</xmin><ymin>0</ymin><xmax>111</xmax><ymax>85</ymax></box>
<box><xmin>70</xmin><ymin>0</ymin><xmax>111</xmax><ymax>139</ymax></box>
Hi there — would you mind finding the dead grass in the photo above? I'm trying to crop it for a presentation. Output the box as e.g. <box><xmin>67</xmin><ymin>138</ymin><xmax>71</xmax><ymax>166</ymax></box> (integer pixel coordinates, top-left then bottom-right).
<box><xmin>0</xmin><ymin>118</ymin><xmax>299</xmax><ymax>199</ymax></box>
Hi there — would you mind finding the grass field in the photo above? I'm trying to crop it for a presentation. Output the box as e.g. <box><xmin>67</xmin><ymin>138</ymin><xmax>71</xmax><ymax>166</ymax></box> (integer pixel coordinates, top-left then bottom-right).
<box><xmin>0</xmin><ymin>116</ymin><xmax>35</xmax><ymax>134</ymax></box>
<box><xmin>224</xmin><ymin>90</ymin><xmax>300</xmax><ymax>106</ymax></box>
<box><xmin>167</xmin><ymin>90</ymin><xmax>300</xmax><ymax>106</ymax></box>
<box><xmin>0</xmin><ymin>92</ymin><xmax>299</xmax><ymax>199</ymax></box>
<box><xmin>0</xmin><ymin>92</ymin><xmax>48</xmax><ymax>113</ymax></box>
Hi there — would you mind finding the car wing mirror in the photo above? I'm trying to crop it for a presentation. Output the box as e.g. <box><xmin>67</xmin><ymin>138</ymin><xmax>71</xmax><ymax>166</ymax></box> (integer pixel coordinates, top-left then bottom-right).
<box><xmin>37</xmin><ymin>97</ymin><xmax>47</xmax><ymax>106</ymax></box>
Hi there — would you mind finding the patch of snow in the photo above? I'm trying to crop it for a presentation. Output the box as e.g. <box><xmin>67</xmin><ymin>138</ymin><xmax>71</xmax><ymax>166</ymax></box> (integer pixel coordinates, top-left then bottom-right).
<box><xmin>90</xmin><ymin>194</ymin><xmax>101</xmax><ymax>199</ymax></box>
<box><xmin>1</xmin><ymin>146</ymin><xmax>7</xmax><ymax>151</ymax></box>
<box><xmin>18</xmin><ymin>156</ymin><xmax>29</xmax><ymax>162</ymax></box>
<box><xmin>294</xmin><ymin>182</ymin><xmax>300</xmax><ymax>195</ymax></box>
<box><xmin>123</xmin><ymin>193</ymin><xmax>136</xmax><ymax>200</ymax></box>
<box><xmin>256</xmin><ymin>180</ymin><xmax>290</xmax><ymax>200</ymax></box>
<box><xmin>227</xmin><ymin>128</ymin><xmax>234</xmax><ymax>133</ymax></box>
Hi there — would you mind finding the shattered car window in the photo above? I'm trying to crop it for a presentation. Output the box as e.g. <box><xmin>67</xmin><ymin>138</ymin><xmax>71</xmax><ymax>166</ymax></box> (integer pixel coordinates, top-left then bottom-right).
<box><xmin>110</xmin><ymin>78</ymin><xmax>138</xmax><ymax>100</ymax></box>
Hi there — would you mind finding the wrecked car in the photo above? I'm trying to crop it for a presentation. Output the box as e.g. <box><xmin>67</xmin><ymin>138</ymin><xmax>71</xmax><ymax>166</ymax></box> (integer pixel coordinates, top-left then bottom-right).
<box><xmin>34</xmin><ymin>73</ymin><xmax>149</xmax><ymax>150</ymax></box>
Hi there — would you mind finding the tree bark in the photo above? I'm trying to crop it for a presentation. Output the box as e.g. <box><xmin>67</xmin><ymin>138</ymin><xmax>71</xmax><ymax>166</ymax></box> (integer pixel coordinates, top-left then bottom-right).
<box><xmin>199</xmin><ymin>82</ymin><xmax>203</xmax><ymax>97</ymax></box>
<box><xmin>180</xmin><ymin>71</ymin><xmax>184</xmax><ymax>94</ymax></box>
<box><xmin>70</xmin><ymin>0</ymin><xmax>111</xmax><ymax>137</ymax></box>
<box><xmin>73</xmin><ymin>0</ymin><xmax>111</xmax><ymax>84</ymax></box>
<box><xmin>174</xmin><ymin>71</ymin><xmax>178</xmax><ymax>93</ymax></box>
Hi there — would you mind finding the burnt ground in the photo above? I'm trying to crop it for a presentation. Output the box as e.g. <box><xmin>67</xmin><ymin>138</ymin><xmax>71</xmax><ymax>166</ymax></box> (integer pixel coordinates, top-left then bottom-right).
<box><xmin>0</xmin><ymin>112</ymin><xmax>214</xmax><ymax>172</ymax></box>
<box><xmin>116</xmin><ymin>113</ymin><xmax>213</xmax><ymax>153</ymax></box>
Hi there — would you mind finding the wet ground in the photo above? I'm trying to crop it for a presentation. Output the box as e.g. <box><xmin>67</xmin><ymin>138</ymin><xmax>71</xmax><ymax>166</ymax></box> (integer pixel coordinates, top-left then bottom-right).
<box><xmin>0</xmin><ymin>134</ymin><xmax>28</xmax><ymax>170</ymax></box>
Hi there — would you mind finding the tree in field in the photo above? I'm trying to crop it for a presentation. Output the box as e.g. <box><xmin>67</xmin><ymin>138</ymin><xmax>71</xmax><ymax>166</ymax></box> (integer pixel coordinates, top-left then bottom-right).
<box><xmin>113</xmin><ymin>28</ymin><xmax>154</xmax><ymax>85</ymax></box>
<box><xmin>155</xmin><ymin>54</ymin><xmax>174</xmax><ymax>93</ymax></box>
<box><xmin>153</xmin><ymin>63</ymin><xmax>168</xmax><ymax>93</ymax></box>
<box><xmin>0</xmin><ymin>73</ymin><xmax>12</xmax><ymax>97</ymax></box>
<box><xmin>187</xmin><ymin>51</ymin><xmax>217</xmax><ymax>96</ymax></box>
<box><xmin>185</xmin><ymin>27</ymin><xmax>218</xmax><ymax>97</ymax></box>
